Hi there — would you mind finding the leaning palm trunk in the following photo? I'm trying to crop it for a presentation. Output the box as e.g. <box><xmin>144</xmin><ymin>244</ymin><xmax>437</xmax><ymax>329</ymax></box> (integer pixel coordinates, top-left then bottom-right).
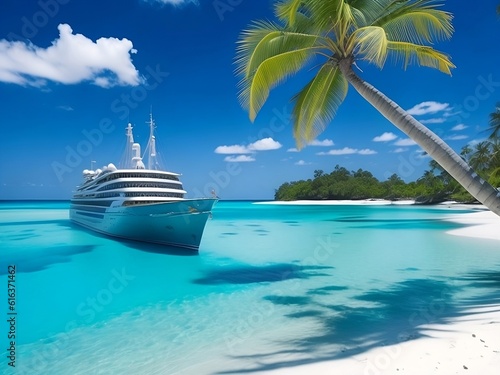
<box><xmin>339</xmin><ymin>58</ymin><xmax>500</xmax><ymax>216</ymax></box>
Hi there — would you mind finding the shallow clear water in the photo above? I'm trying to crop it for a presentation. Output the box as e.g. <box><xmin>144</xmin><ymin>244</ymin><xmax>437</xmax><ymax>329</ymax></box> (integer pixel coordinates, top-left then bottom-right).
<box><xmin>1</xmin><ymin>201</ymin><xmax>499</xmax><ymax>374</ymax></box>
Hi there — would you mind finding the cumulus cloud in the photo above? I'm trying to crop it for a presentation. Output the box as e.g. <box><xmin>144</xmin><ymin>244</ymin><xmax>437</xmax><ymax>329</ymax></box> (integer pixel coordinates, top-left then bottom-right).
<box><xmin>407</xmin><ymin>101</ymin><xmax>450</xmax><ymax>116</ymax></box>
<box><xmin>373</xmin><ymin>132</ymin><xmax>397</xmax><ymax>142</ymax></box>
<box><xmin>248</xmin><ymin>138</ymin><xmax>282</xmax><ymax>151</ymax></box>
<box><xmin>287</xmin><ymin>147</ymin><xmax>299</xmax><ymax>152</ymax></box>
<box><xmin>295</xmin><ymin>160</ymin><xmax>311</xmax><ymax>165</ymax></box>
<box><xmin>214</xmin><ymin>145</ymin><xmax>250</xmax><ymax>154</ymax></box>
<box><xmin>358</xmin><ymin>149</ymin><xmax>378</xmax><ymax>155</ymax></box>
<box><xmin>224</xmin><ymin>155</ymin><xmax>255</xmax><ymax>162</ymax></box>
<box><xmin>317</xmin><ymin>147</ymin><xmax>376</xmax><ymax>156</ymax></box>
<box><xmin>0</xmin><ymin>24</ymin><xmax>140</xmax><ymax>88</ymax></box>
<box><xmin>308</xmin><ymin>139</ymin><xmax>334</xmax><ymax>147</ymax></box>
<box><xmin>394</xmin><ymin>138</ymin><xmax>417</xmax><ymax>147</ymax></box>
<box><xmin>451</xmin><ymin>124</ymin><xmax>468</xmax><ymax>131</ymax></box>
<box><xmin>215</xmin><ymin>138</ymin><xmax>282</xmax><ymax>154</ymax></box>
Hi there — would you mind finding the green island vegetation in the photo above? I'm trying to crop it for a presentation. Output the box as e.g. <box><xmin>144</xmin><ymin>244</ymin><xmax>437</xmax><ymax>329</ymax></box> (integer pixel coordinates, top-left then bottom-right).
<box><xmin>275</xmin><ymin>105</ymin><xmax>500</xmax><ymax>203</ymax></box>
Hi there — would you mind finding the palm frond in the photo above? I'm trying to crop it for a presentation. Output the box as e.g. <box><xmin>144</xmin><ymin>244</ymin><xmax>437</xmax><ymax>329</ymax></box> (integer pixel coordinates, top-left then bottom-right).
<box><xmin>275</xmin><ymin>0</ymin><xmax>304</xmax><ymax>27</ymax></box>
<box><xmin>236</xmin><ymin>23</ymin><xmax>322</xmax><ymax>78</ymax></box>
<box><xmin>349</xmin><ymin>26</ymin><xmax>388</xmax><ymax>67</ymax></box>
<box><xmin>347</xmin><ymin>0</ymin><xmax>389</xmax><ymax>26</ymax></box>
<box><xmin>292</xmin><ymin>63</ymin><xmax>348</xmax><ymax>148</ymax></box>
<box><xmin>235</xmin><ymin>21</ymin><xmax>282</xmax><ymax>75</ymax></box>
<box><xmin>237</xmin><ymin>31</ymin><xmax>283</xmax><ymax>78</ymax></box>
<box><xmin>373</xmin><ymin>1</ymin><xmax>453</xmax><ymax>44</ymax></box>
<box><xmin>240</xmin><ymin>46</ymin><xmax>317</xmax><ymax>121</ymax></box>
<box><xmin>304</xmin><ymin>0</ymin><xmax>355</xmax><ymax>30</ymax></box>
<box><xmin>236</xmin><ymin>19</ymin><xmax>325</xmax><ymax>121</ymax></box>
<box><xmin>387</xmin><ymin>41</ymin><xmax>454</xmax><ymax>74</ymax></box>
<box><xmin>336</xmin><ymin>0</ymin><xmax>356</xmax><ymax>27</ymax></box>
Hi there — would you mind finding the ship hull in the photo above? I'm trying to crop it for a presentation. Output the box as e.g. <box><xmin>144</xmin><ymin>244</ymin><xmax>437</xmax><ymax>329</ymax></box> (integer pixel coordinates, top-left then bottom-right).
<box><xmin>70</xmin><ymin>198</ymin><xmax>217</xmax><ymax>250</ymax></box>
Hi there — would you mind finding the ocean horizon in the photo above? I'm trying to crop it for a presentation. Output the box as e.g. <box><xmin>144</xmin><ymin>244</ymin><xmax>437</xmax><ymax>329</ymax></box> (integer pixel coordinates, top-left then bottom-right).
<box><xmin>1</xmin><ymin>200</ymin><xmax>500</xmax><ymax>374</ymax></box>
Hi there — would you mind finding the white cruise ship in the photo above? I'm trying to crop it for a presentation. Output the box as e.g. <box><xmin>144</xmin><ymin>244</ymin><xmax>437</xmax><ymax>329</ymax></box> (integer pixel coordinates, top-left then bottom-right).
<box><xmin>70</xmin><ymin>115</ymin><xmax>217</xmax><ymax>250</ymax></box>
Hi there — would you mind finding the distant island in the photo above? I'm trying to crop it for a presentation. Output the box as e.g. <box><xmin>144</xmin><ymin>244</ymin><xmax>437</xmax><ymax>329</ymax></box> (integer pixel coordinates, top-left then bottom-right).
<box><xmin>274</xmin><ymin>165</ymin><xmax>478</xmax><ymax>204</ymax></box>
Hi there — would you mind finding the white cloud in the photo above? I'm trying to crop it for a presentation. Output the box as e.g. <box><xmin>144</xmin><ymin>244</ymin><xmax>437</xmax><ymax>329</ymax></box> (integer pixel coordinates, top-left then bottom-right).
<box><xmin>214</xmin><ymin>144</ymin><xmax>251</xmax><ymax>154</ymax></box>
<box><xmin>451</xmin><ymin>124</ymin><xmax>468</xmax><ymax>131</ymax></box>
<box><xmin>214</xmin><ymin>138</ymin><xmax>282</xmax><ymax>156</ymax></box>
<box><xmin>446</xmin><ymin>134</ymin><xmax>468</xmax><ymax>141</ymax></box>
<box><xmin>224</xmin><ymin>155</ymin><xmax>255</xmax><ymax>163</ymax></box>
<box><xmin>215</xmin><ymin>137</ymin><xmax>282</xmax><ymax>155</ymax></box>
<box><xmin>407</xmin><ymin>101</ymin><xmax>450</xmax><ymax>116</ymax></box>
<box><xmin>393</xmin><ymin>148</ymin><xmax>408</xmax><ymax>153</ymax></box>
<box><xmin>394</xmin><ymin>138</ymin><xmax>417</xmax><ymax>146</ymax></box>
<box><xmin>295</xmin><ymin>160</ymin><xmax>311</xmax><ymax>166</ymax></box>
<box><xmin>421</xmin><ymin>118</ymin><xmax>446</xmax><ymax>124</ymax></box>
<box><xmin>308</xmin><ymin>139</ymin><xmax>334</xmax><ymax>146</ymax></box>
<box><xmin>317</xmin><ymin>147</ymin><xmax>376</xmax><ymax>156</ymax></box>
<box><xmin>373</xmin><ymin>132</ymin><xmax>397</xmax><ymax>142</ymax></box>
<box><xmin>0</xmin><ymin>24</ymin><xmax>140</xmax><ymax>88</ymax></box>
<box><xmin>248</xmin><ymin>137</ymin><xmax>282</xmax><ymax>151</ymax></box>
<box><xmin>287</xmin><ymin>147</ymin><xmax>299</xmax><ymax>152</ymax></box>
<box><xmin>358</xmin><ymin>149</ymin><xmax>377</xmax><ymax>155</ymax></box>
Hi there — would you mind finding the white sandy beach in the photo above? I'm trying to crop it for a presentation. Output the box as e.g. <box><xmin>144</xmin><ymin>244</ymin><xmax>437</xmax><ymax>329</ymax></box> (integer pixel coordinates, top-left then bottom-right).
<box><xmin>446</xmin><ymin>210</ymin><xmax>500</xmax><ymax>241</ymax></box>
<box><xmin>252</xmin><ymin>200</ymin><xmax>500</xmax><ymax>375</ymax></box>
<box><xmin>261</xmin><ymin>304</ymin><xmax>500</xmax><ymax>375</ymax></box>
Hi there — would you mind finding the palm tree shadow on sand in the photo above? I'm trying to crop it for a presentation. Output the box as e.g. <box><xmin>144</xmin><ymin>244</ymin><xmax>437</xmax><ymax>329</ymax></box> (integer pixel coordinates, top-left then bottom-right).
<box><xmin>214</xmin><ymin>268</ymin><xmax>500</xmax><ymax>374</ymax></box>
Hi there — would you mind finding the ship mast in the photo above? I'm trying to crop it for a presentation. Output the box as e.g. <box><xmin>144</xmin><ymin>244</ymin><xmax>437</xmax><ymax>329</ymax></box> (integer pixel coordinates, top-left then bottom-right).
<box><xmin>120</xmin><ymin>123</ymin><xmax>135</xmax><ymax>169</ymax></box>
<box><xmin>146</xmin><ymin>111</ymin><xmax>157</xmax><ymax>170</ymax></box>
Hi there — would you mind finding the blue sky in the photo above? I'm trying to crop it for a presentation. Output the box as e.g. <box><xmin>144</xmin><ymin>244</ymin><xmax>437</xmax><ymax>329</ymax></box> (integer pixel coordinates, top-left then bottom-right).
<box><xmin>0</xmin><ymin>0</ymin><xmax>499</xmax><ymax>200</ymax></box>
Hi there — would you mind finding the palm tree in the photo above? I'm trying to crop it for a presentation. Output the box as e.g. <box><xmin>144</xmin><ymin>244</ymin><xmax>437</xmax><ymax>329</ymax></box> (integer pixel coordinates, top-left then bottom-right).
<box><xmin>460</xmin><ymin>144</ymin><xmax>473</xmax><ymax>162</ymax></box>
<box><xmin>236</xmin><ymin>0</ymin><xmax>500</xmax><ymax>216</ymax></box>
<box><xmin>490</xmin><ymin>140</ymin><xmax>500</xmax><ymax>175</ymax></box>
<box><xmin>487</xmin><ymin>140</ymin><xmax>500</xmax><ymax>188</ymax></box>
<box><xmin>488</xmin><ymin>103</ymin><xmax>500</xmax><ymax>140</ymax></box>
<box><xmin>469</xmin><ymin>141</ymin><xmax>492</xmax><ymax>172</ymax></box>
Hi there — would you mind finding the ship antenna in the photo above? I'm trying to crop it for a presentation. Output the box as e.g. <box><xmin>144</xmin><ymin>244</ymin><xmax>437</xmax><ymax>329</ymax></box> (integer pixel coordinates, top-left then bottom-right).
<box><xmin>147</xmin><ymin>109</ymin><xmax>157</xmax><ymax>170</ymax></box>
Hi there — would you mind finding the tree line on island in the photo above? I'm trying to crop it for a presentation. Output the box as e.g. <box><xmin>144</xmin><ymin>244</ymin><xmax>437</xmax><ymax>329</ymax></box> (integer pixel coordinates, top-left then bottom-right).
<box><xmin>275</xmin><ymin>104</ymin><xmax>500</xmax><ymax>203</ymax></box>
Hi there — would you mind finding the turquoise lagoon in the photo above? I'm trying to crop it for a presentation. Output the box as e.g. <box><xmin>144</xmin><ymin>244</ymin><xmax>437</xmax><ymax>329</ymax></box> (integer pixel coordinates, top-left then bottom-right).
<box><xmin>1</xmin><ymin>201</ymin><xmax>500</xmax><ymax>374</ymax></box>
